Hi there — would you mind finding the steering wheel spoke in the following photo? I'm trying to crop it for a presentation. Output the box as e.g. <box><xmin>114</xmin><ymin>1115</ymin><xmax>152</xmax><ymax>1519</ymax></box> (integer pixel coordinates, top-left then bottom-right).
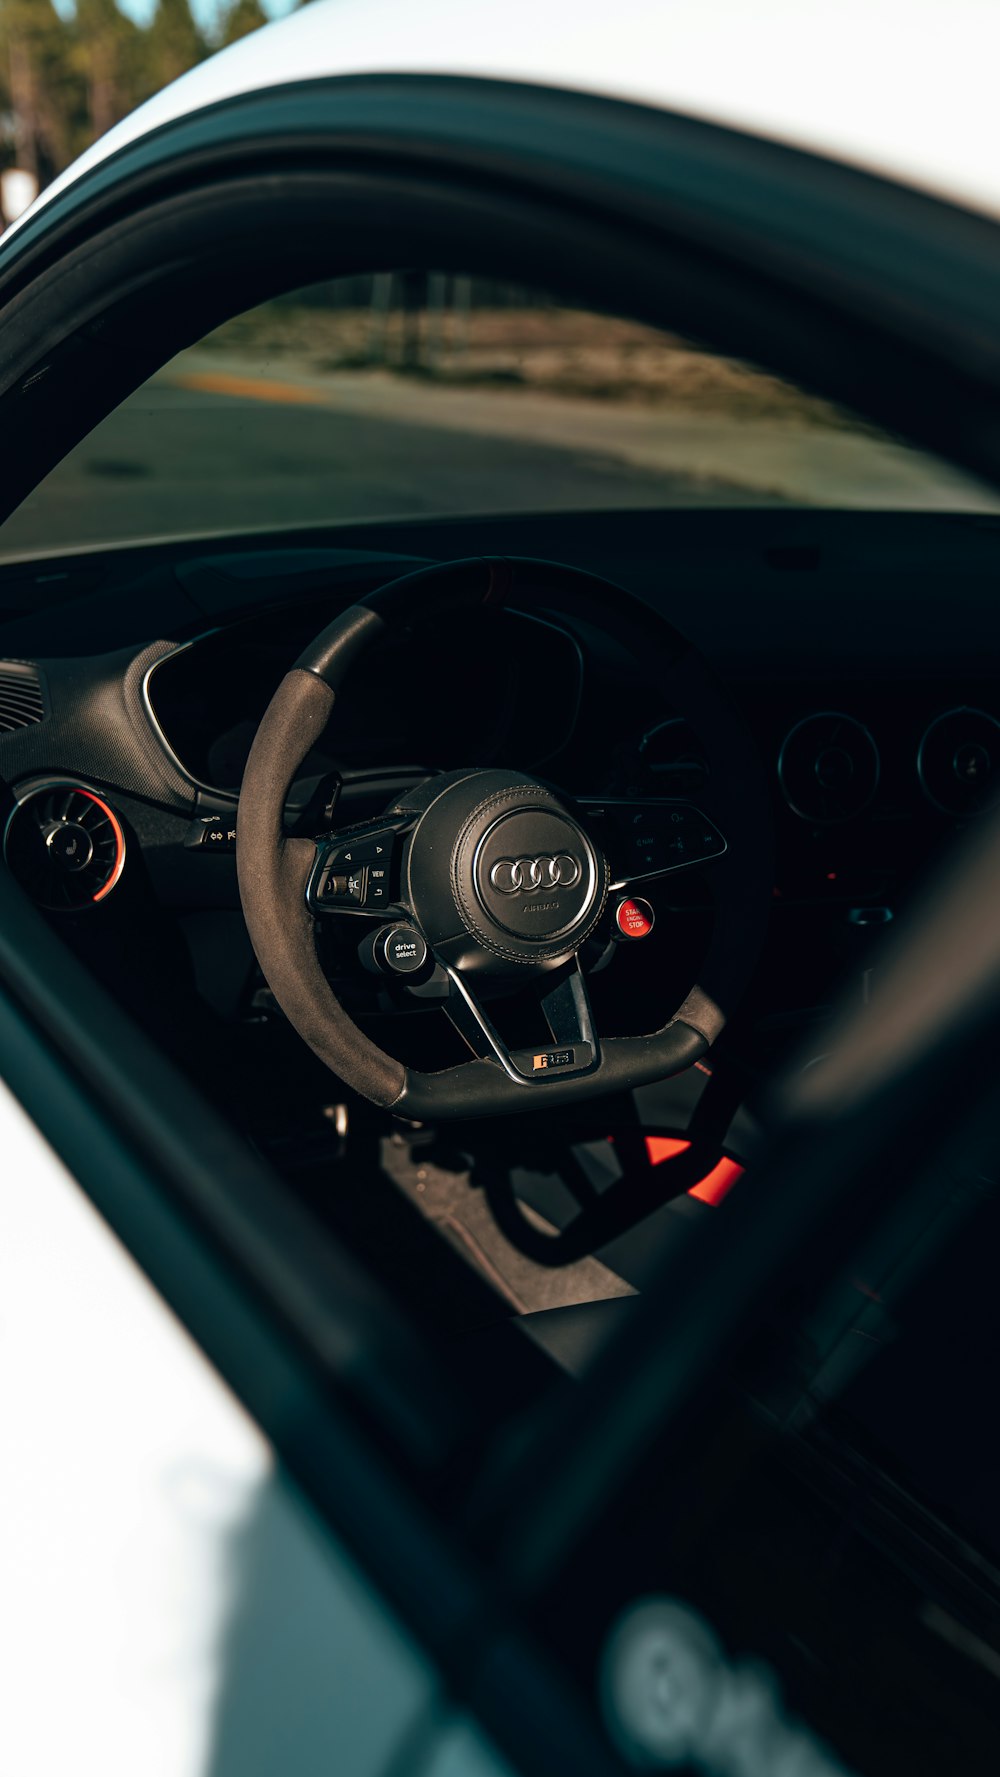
<box><xmin>443</xmin><ymin>956</ymin><xmax>600</xmax><ymax>1086</ymax></box>
<box><xmin>575</xmin><ymin>796</ymin><xmax>727</xmax><ymax>889</ymax></box>
<box><xmin>305</xmin><ymin>817</ymin><xmax>414</xmax><ymax>920</ymax></box>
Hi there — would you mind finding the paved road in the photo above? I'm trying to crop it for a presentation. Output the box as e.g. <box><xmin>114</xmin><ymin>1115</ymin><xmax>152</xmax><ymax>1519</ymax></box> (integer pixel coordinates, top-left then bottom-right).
<box><xmin>0</xmin><ymin>380</ymin><xmax>761</xmax><ymax>561</ymax></box>
<box><xmin>2</xmin><ymin>360</ymin><xmax>996</xmax><ymax>560</ymax></box>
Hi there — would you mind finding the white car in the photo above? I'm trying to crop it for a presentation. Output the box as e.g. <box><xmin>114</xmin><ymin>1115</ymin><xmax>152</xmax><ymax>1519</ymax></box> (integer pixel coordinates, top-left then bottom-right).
<box><xmin>2</xmin><ymin>4</ymin><xmax>1000</xmax><ymax>1774</ymax></box>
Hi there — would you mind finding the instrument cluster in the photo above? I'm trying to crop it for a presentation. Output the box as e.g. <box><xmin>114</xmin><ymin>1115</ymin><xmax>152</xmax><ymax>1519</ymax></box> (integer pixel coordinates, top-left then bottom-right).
<box><xmin>145</xmin><ymin>602</ymin><xmax>584</xmax><ymax>796</ymax></box>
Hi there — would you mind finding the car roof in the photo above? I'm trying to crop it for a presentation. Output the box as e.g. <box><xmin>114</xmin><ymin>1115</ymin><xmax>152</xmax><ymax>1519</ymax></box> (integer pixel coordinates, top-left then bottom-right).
<box><xmin>7</xmin><ymin>0</ymin><xmax>1000</xmax><ymax>239</ymax></box>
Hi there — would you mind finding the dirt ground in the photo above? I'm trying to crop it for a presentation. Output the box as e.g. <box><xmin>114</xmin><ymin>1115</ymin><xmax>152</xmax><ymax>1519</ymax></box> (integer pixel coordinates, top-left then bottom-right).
<box><xmin>203</xmin><ymin>299</ymin><xmax>856</xmax><ymax>431</ymax></box>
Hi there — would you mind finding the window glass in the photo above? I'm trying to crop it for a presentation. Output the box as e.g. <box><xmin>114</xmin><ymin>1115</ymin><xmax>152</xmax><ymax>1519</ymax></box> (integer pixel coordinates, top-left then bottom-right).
<box><xmin>3</xmin><ymin>272</ymin><xmax>995</xmax><ymax>563</ymax></box>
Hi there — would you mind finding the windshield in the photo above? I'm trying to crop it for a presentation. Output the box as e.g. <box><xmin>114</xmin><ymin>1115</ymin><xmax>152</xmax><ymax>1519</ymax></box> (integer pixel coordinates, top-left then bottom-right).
<box><xmin>2</xmin><ymin>272</ymin><xmax>996</xmax><ymax>563</ymax></box>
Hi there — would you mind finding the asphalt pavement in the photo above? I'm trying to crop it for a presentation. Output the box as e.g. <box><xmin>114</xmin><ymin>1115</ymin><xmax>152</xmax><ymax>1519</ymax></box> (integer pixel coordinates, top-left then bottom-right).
<box><xmin>1</xmin><ymin>360</ymin><xmax>996</xmax><ymax>562</ymax></box>
<box><xmin>0</xmin><ymin>379</ymin><xmax>742</xmax><ymax>561</ymax></box>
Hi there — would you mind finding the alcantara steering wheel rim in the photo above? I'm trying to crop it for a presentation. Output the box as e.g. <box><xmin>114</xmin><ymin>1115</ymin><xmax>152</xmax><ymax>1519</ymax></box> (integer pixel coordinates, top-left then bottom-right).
<box><xmin>235</xmin><ymin>557</ymin><xmax>771</xmax><ymax>1120</ymax></box>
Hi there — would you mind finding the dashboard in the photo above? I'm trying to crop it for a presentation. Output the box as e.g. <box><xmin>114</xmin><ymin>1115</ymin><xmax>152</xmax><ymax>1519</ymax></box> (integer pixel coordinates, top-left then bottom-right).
<box><xmin>0</xmin><ymin>503</ymin><xmax>998</xmax><ymax>1098</ymax></box>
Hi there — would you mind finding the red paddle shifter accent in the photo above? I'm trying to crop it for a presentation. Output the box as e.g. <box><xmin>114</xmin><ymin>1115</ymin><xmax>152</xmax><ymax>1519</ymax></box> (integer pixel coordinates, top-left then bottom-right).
<box><xmin>643</xmin><ymin>1136</ymin><xmax>745</xmax><ymax>1206</ymax></box>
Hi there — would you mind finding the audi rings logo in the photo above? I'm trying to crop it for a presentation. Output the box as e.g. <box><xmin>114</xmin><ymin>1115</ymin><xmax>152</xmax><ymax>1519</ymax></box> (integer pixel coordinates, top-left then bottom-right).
<box><xmin>489</xmin><ymin>854</ymin><xmax>582</xmax><ymax>895</ymax></box>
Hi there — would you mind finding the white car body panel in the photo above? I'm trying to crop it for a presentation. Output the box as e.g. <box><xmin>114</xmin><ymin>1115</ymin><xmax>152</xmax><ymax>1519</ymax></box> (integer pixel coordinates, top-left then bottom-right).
<box><xmin>0</xmin><ymin>1071</ymin><xmax>440</xmax><ymax>1777</ymax></box>
<box><xmin>5</xmin><ymin>0</ymin><xmax>1000</xmax><ymax>245</ymax></box>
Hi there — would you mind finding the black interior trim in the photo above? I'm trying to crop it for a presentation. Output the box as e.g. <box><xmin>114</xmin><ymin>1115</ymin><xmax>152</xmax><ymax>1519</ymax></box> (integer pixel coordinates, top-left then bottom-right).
<box><xmin>482</xmin><ymin>817</ymin><xmax>1000</xmax><ymax>1595</ymax></box>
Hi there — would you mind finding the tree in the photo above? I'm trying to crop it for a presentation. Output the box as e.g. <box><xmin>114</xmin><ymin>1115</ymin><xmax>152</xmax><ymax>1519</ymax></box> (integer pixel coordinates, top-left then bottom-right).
<box><xmin>0</xmin><ymin>0</ymin><xmax>85</xmax><ymax>181</ymax></box>
<box><xmin>143</xmin><ymin>0</ymin><xmax>204</xmax><ymax>95</ymax></box>
<box><xmin>217</xmin><ymin>0</ymin><xmax>268</xmax><ymax>48</ymax></box>
<box><xmin>1</xmin><ymin>0</ymin><xmax>215</xmax><ymax>194</ymax></box>
<box><xmin>74</xmin><ymin>0</ymin><xmax>144</xmax><ymax>141</ymax></box>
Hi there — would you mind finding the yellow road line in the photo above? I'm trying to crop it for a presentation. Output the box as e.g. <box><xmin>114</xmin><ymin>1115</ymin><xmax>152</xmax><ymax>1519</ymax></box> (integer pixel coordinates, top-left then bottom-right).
<box><xmin>167</xmin><ymin>370</ymin><xmax>328</xmax><ymax>406</ymax></box>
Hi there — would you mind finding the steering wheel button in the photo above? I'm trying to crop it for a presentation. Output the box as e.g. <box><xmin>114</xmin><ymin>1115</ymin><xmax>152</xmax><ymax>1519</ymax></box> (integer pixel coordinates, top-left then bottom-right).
<box><xmin>327</xmin><ymin>830</ymin><xmax>396</xmax><ymax>868</ymax></box>
<box><xmin>616</xmin><ymin>896</ymin><xmax>654</xmax><ymax>939</ymax></box>
<box><xmin>380</xmin><ymin>927</ymin><xmax>428</xmax><ymax>975</ymax></box>
<box><xmin>320</xmin><ymin>869</ymin><xmax>365</xmax><ymax>901</ymax></box>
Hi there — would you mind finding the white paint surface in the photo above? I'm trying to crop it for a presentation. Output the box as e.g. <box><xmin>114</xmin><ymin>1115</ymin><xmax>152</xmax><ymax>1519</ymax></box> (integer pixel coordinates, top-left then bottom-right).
<box><xmin>0</xmin><ymin>1070</ymin><xmax>434</xmax><ymax>1775</ymax></box>
<box><xmin>0</xmin><ymin>1072</ymin><xmax>269</xmax><ymax>1772</ymax></box>
<box><xmin>6</xmin><ymin>0</ymin><xmax>1000</xmax><ymax>245</ymax></box>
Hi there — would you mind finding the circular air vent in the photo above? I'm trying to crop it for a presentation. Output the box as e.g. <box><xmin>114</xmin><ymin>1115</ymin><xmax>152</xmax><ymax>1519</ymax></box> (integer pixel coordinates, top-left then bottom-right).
<box><xmin>4</xmin><ymin>780</ymin><xmax>126</xmax><ymax>911</ymax></box>
<box><xmin>918</xmin><ymin>707</ymin><xmax>1000</xmax><ymax>817</ymax></box>
<box><xmin>778</xmin><ymin>712</ymin><xmax>879</xmax><ymax>822</ymax></box>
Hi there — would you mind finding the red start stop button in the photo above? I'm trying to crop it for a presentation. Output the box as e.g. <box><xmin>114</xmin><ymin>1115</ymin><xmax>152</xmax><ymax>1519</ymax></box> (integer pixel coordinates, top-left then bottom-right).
<box><xmin>615</xmin><ymin>896</ymin><xmax>655</xmax><ymax>939</ymax></box>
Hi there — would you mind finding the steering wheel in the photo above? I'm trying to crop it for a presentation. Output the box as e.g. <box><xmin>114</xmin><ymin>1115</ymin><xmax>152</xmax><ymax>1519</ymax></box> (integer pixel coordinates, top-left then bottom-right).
<box><xmin>236</xmin><ymin>558</ymin><xmax>770</xmax><ymax>1121</ymax></box>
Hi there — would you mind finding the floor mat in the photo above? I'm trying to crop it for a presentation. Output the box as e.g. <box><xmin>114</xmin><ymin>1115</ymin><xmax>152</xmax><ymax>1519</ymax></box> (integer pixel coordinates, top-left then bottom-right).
<box><xmin>380</xmin><ymin>1133</ymin><xmax>635</xmax><ymax>1316</ymax></box>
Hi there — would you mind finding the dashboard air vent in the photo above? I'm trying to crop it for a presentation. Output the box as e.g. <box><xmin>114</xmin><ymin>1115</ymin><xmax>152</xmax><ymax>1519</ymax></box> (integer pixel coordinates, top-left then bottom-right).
<box><xmin>778</xmin><ymin>712</ymin><xmax>879</xmax><ymax>822</ymax></box>
<box><xmin>0</xmin><ymin>660</ymin><xmax>44</xmax><ymax>732</ymax></box>
<box><xmin>918</xmin><ymin>707</ymin><xmax>1000</xmax><ymax>817</ymax></box>
<box><xmin>4</xmin><ymin>779</ymin><xmax>126</xmax><ymax>911</ymax></box>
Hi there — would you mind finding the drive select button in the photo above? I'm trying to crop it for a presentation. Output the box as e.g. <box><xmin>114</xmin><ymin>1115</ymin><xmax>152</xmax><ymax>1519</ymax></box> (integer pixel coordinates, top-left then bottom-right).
<box><xmin>380</xmin><ymin>926</ymin><xmax>428</xmax><ymax>975</ymax></box>
<box><xmin>615</xmin><ymin>897</ymin><xmax>655</xmax><ymax>939</ymax></box>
